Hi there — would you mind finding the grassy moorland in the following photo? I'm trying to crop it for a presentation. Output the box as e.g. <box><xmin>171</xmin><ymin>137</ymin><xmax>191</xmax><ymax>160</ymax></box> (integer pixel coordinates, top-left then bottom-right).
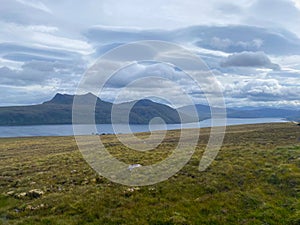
<box><xmin>0</xmin><ymin>123</ymin><xmax>299</xmax><ymax>225</ymax></box>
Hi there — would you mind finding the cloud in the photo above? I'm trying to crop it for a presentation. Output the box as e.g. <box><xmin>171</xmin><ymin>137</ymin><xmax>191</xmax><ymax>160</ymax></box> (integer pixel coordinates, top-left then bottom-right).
<box><xmin>0</xmin><ymin>43</ymin><xmax>82</xmax><ymax>61</ymax></box>
<box><xmin>84</xmin><ymin>26</ymin><xmax>169</xmax><ymax>44</ymax></box>
<box><xmin>2</xmin><ymin>0</ymin><xmax>300</xmax><ymax>36</ymax></box>
<box><xmin>228</xmin><ymin>78</ymin><xmax>300</xmax><ymax>102</ymax></box>
<box><xmin>245</xmin><ymin>0</ymin><xmax>300</xmax><ymax>35</ymax></box>
<box><xmin>15</xmin><ymin>0</ymin><xmax>52</xmax><ymax>14</ymax></box>
<box><xmin>0</xmin><ymin>0</ymin><xmax>53</xmax><ymax>25</ymax></box>
<box><xmin>0</xmin><ymin>60</ymin><xmax>85</xmax><ymax>87</ymax></box>
<box><xmin>85</xmin><ymin>25</ymin><xmax>300</xmax><ymax>55</ymax></box>
<box><xmin>27</xmin><ymin>25</ymin><xmax>58</xmax><ymax>33</ymax></box>
<box><xmin>0</xmin><ymin>0</ymin><xmax>300</xmax><ymax>108</ymax></box>
<box><xmin>79</xmin><ymin>60</ymin><xmax>217</xmax><ymax>107</ymax></box>
<box><xmin>220</xmin><ymin>51</ymin><xmax>281</xmax><ymax>70</ymax></box>
<box><xmin>208</xmin><ymin>37</ymin><xmax>263</xmax><ymax>50</ymax></box>
<box><xmin>292</xmin><ymin>0</ymin><xmax>300</xmax><ymax>9</ymax></box>
<box><xmin>0</xmin><ymin>85</ymin><xmax>58</xmax><ymax>106</ymax></box>
<box><xmin>0</xmin><ymin>22</ymin><xmax>93</xmax><ymax>55</ymax></box>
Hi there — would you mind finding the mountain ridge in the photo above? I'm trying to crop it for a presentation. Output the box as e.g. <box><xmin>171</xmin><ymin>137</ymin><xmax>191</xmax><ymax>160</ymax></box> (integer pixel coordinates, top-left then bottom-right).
<box><xmin>178</xmin><ymin>104</ymin><xmax>300</xmax><ymax>122</ymax></box>
<box><xmin>0</xmin><ymin>93</ymin><xmax>186</xmax><ymax>126</ymax></box>
<box><xmin>0</xmin><ymin>93</ymin><xmax>299</xmax><ymax>126</ymax></box>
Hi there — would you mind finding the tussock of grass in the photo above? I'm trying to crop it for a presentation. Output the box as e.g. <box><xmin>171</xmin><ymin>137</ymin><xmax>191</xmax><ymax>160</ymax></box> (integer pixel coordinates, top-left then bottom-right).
<box><xmin>0</xmin><ymin>123</ymin><xmax>299</xmax><ymax>224</ymax></box>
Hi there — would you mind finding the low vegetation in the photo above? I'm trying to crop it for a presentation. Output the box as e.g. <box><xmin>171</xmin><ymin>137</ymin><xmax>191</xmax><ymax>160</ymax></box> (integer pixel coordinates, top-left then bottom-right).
<box><xmin>0</xmin><ymin>123</ymin><xmax>299</xmax><ymax>224</ymax></box>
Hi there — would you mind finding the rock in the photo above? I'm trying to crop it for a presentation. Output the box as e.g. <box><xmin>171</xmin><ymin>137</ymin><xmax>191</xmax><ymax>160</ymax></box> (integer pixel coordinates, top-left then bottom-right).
<box><xmin>14</xmin><ymin>208</ymin><xmax>20</xmax><ymax>213</ymax></box>
<box><xmin>6</xmin><ymin>191</ymin><xmax>15</xmax><ymax>196</ymax></box>
<box><xmin>126</xmin><ymin>188</ymin><xmax>135</xmax><ymax>193</ymax></box>
<box><xmin>128</xmin><ymin>164</ymin><xmax>142</xmax><ymax>171</ymax></box>
<box><xmin>16</xmin><ymin>192</ymin><xmax>27</xmax><ymax>199</ymax></box>
<box><xmin>26</xmin><ymin>203</ymin><xmax>45</xmax><ymax>211</ymax></box>
<box><xmin>91</xmin><ymin>177</ymin><xmax>103</xmax><ymax>184</ymax></box>
<box><xmin>26</xmin><ymin>205</ymin><xmax>34</xmax><ymax>210</ymax></box>
<box><xmin>27</xmin><ymin>189</ymin><xmax>44</xmax><ymax>199</ymax></box>
<box><xmin>124</xmin><ymin>187</ymin><xmax>141</xmax><ymax>197</ymax></box>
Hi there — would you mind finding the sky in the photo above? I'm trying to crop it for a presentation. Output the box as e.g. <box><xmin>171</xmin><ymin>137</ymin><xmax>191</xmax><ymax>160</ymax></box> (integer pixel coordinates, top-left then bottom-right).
<box><xmin>0</xmin><ymin>0</ymin><xmax>300</xmax><ymax>108</ymax></box>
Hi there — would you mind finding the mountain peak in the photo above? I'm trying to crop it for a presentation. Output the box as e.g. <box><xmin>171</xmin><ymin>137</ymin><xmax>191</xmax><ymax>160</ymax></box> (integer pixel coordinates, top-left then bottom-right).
<box><xmin>134</xmin><ymin>99</ymin><xmax>155</xmax><ymax>106</ymax></box>
<box><xmin>82</xmin><ymin>92</ymin><xmax>98</xmax><ymax>98</ymax></box>
<box><xmin>43</xmin><ymin>93</ymin><xmax>74</xmax><ymax>105</ymax></box>
<box><xmin>43</xmin><ymin>93</ymin><xmax>100</xmax><ymax>105</ymax></box>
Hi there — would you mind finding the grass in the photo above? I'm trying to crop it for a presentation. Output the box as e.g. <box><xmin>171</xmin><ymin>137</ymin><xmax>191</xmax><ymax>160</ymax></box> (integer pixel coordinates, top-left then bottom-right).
<box><xmin>0</xmin><ymin>123</ymin><xmax>299</xmax><ymax>224</ymax></box>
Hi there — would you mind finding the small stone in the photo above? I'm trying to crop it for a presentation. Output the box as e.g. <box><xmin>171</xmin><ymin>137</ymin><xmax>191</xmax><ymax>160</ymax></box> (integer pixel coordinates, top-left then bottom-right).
<box><xmin>124</xmin><ymin>187</ymin><xmax>140</xmax><ymax>196</ymax></box>
<box><xmin>28</xmin><ymin>189</ymin><xmax>44</xmax><ymax>199</ymax></box>
<box><xmin>91</xmin><ymin>177</ymin><xmax>104</xmax><ymax>183</ymax></box>
<box><xmin>6</xmin><ymin>191</ymin><xmax>15</xmax><ymax>196</ymax></box>
<box><xmin>221</xmin><ymin>209</ymin><xmax>228</xmax><ymax>214</ymax></box>
<box><xmin>16</xmin><ymin>192</ymin><xmax>27</xmax><ymax>199</ymax></box>
<box><xmin>26</xmin><ymin>205</ymin><xmax>34</xmax><ymax>210</ymax></box>
<box><xmin>14</xmin><ymin>208</ymin><xmax>20</xmax><ymax>213</ymax></box>
<box><xmin>127</xmin><ymin>188</ymin><xmax>135</xmax><ymax>193</ymax></box>
<box><xmin>128</xmin><ymin>164</ymin><xmax>142</xmax><ymax>171</ymax></box>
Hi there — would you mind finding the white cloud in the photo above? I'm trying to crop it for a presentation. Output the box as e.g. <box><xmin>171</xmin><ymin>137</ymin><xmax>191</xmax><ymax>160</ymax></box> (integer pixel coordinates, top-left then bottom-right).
<box><xmin>292</xmin><ymin>0</ymin><xmax>300</xmax><ymax>9</ymax></box>
<box><xmin>0</xmin><ymin>22</ymin><xmax>93</xmax><ymax>55</ymax></box>
<box><xmin>31</xmin><ymin>32</ymin><xmax>93</xmax><ymax>55</ymax></box>
<box><xmin>15</xmin><ymin>0</ymin><xmax>52</xmax><ymax>14</ymax></box>
<box><xmin>228</xmin><ymin>78</ymin><xmax>300</xmax><ymax>101</ymax></box>
<box><xmin>27</xmin><ymin>25</ymin><xmax>58</xmax><ymax>33</ymax></box>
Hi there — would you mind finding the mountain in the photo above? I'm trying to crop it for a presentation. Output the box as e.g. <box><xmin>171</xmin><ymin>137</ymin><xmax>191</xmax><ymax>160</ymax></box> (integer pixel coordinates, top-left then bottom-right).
<box><xmin>178</xmin><ymin>104</ymin><xmax>300</xmax><ymax>122</ymax></box>
<box><xmin>1</xmin><ymin>94</ymin><xmax>299</xmax><ymax>126</ymax></box>
<box><xmin>228</xmin><ymin>108</ymin><xmax>300</xmax><ymax>119</ymax></box>
<box><xmin>0</xmin><ymin>93</ymin><xmax>188</xmax><ymax>126</ymax></box>
<box><xmin>114</xmin><ymin>99</ymin><xmax>182</xmax><ymax>124</ymax></box>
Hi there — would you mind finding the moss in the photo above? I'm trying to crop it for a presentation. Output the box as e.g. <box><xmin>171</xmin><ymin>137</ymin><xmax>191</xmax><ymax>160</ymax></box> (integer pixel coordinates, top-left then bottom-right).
<box><xmin>0</xmin><ymin>123</ymin><xmax>299</xmax><ymax>224</ymax></box>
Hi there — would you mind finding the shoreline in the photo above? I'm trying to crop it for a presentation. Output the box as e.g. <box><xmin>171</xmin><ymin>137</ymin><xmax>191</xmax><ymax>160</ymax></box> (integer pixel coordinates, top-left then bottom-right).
<box><xmin>0</xmin><ymin>121</ymin><xmax>292</xmax><ymax>139</ymax></box>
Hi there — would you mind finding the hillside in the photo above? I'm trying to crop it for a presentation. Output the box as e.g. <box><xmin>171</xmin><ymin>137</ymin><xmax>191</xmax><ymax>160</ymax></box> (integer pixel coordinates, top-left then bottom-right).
<box><xmin>0</xmin><ymin>123</ymin><xmax>299</xmax><ymax>224</ymax></box>
<box><xmin>0</xmin><ymin>93</ymin><xmax>185</xmax><ymax>125</ymax></box>
<box><xmin>178</xmin><ymin>104</ymin><xmax>300</xmax><ymax>122</ymax></box>
<box><xmin>0</xmin><ymin>94</ymin><xmax>299</xmax><ymax>126</ymax></box>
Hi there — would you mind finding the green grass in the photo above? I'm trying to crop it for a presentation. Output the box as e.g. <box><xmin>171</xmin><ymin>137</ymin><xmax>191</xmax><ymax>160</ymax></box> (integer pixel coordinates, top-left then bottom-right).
<box><xmin>0</xmin><ymin>123</ymin><xmax>299</xmax><ymax>224</ymax></box>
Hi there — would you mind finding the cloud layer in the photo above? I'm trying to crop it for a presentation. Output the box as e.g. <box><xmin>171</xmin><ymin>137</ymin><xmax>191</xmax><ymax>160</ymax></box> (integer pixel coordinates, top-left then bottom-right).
<box><xmin>0</xmin><ymin>0</ymin><xmax>300</xmax><ymax>108</ymax></box>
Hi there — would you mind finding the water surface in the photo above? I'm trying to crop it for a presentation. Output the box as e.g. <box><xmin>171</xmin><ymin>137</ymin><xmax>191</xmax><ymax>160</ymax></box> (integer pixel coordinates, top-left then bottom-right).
<box><xmin>0</xmin><ymin>118</ymin><xmax>287</xmax><ymax>138</ymax></box>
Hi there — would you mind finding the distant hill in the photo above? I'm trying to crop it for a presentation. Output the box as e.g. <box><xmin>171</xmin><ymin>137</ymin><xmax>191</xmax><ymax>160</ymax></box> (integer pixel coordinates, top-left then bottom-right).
<box><xmin>114</xmin><ymin>99</ymin><xmax>184</xmax><ymax>124</ymax></box>
<box><xmin>0</xmin><ymin>94</ymin><xmax>299</xmax><ymax>126</ymax></box>
<box><xmin>0</xmin><ymin>93</ymin><xmax>189</xmax><ymax>126</ymax></box>
<box><xmin>178</xmin><ymin>104</ymin><xmax>300</xmax><ymax>122</ymax></box>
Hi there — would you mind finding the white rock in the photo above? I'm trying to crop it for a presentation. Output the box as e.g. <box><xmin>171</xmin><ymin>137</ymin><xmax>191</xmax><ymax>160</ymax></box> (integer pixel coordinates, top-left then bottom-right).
<box><xmin>128</xmin><ymin>164</ymin><xmax>142</xmax><ymax>171</ymax></box>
